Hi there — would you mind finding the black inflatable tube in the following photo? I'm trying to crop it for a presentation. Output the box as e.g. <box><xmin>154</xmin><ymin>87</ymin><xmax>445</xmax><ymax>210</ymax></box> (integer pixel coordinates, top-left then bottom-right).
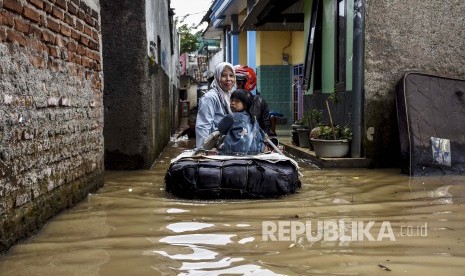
<box><xmin>165</xmin><ymin>158</ymin><xmax>301</xmax><ymax>199</ymax></box>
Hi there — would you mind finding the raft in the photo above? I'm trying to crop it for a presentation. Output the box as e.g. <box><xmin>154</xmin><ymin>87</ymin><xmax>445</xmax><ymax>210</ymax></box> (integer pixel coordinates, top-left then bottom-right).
<box><xmin>165</xmin><ymin>151</ymin><xmax>301</xmax><ymax>199</ymax></box>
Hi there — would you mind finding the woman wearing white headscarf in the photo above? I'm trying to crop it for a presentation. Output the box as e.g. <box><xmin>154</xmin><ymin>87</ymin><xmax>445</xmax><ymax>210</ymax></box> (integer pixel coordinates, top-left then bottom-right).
<box><xmin>195</xmin><ymin>62</ymin><xmax>236</xmax><ymax>148</ymax></box>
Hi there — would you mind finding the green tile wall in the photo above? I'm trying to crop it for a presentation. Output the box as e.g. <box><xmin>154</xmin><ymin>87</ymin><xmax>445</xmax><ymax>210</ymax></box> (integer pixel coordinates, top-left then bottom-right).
<box><xmin>257</xmin><ymin>65</ymin><xmax>293</xmax><ymax>124</ymax></box>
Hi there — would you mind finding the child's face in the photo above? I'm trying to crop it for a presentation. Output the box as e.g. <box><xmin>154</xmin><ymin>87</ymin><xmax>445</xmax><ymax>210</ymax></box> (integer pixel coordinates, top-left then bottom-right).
<box><xmin>230</xmin><ymin>98</ymin><xmax>245</xmax><ymax>112</ymax></box>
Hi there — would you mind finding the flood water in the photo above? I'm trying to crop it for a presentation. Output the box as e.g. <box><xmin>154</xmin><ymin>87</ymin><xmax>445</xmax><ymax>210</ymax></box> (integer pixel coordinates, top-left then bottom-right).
<box><xmin>1</xmin><ymin>137</ymin><xmax>465</xmax><ymax>275</ymax></box>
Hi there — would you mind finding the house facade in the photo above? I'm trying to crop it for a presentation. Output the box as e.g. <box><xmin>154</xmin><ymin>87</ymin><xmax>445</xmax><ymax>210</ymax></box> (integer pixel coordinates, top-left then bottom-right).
<box><xmin>201</xmin><ymin>0</ymin><xmax>465</xmax><ymax>166</ymax></box>
<box><xmin>202</xmin><ymin>0</ymin><xmax>305</xmax><ymax>124</ymax></box>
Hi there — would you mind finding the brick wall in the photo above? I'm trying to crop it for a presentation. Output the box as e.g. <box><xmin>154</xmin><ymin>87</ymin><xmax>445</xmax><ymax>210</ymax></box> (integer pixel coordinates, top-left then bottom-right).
<box><xmin>0</xmin><ymin>0</ymin><xmax>104</xmax><ymax>252</ymax></box>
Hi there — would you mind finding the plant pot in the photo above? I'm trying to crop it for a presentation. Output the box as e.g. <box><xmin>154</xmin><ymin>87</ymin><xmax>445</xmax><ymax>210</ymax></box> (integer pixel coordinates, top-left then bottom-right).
<box><xmin>292</xmin><ymin>124</ymin><xmax>303</xmax><ymax>131</ymax></box>
<box><xmin>291</xmin><ymin>130</ymin><xmax>299</xmax><ymax>146</ymax></box>
<box><xmin>297</xmin><ymin>128</ymin><xmax>310</xmax><ymax>148</ymax></box>
<box><xmin>310</xmin><ymin>138</ymin><xmax>350</xmax><ymax>158</ymax></box>
<box><xmin>308</xmin><ymin>142</ymin><xmax>314</xmax><ymax>151</ymax></box>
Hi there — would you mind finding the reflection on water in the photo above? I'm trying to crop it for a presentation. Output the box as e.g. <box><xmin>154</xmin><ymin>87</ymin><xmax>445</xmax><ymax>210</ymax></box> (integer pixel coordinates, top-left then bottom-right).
<box><xmin>1</xmin><ymin>138</ymin><xmax>465</xmax><ymax>275</ymax></box>
<box><xmin>166</xmin><ymin>222</ymin><xmax>214</xmax><ymax>233</ymax></box>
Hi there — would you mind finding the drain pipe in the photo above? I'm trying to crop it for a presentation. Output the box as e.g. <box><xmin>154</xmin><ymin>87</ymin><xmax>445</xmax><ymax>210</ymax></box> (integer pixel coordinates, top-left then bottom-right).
<box><xmin>351</xmin><ymin>0</ymin><xmax>365</xmax><ymax>158</ymax></box>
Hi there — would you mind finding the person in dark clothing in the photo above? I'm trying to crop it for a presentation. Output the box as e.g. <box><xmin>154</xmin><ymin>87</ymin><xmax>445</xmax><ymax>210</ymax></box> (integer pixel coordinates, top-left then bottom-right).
<box><xmin>234</xmin><ymin>65</ymin><xmax>275</xmax><ymax>136</ymax></box>
<box><xmin>177</xmin><ymin>113</ymin><xmax>196</xmax><ymax>138</ymax></box>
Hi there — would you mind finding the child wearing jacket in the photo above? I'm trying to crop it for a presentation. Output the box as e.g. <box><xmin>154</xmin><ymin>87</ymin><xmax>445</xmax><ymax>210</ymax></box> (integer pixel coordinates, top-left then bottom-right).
<box><xmin>217</xmin><ymin>89</ymin><xmax>266</xmax><ymax>155</ymax></box>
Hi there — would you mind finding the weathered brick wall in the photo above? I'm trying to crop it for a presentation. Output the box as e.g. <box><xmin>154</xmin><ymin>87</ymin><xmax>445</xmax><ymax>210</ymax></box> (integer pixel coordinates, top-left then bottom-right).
<box><xmin>0</xmin><ymin>0</ymin><xmax>104</xmax><ymax>252</ymax></box>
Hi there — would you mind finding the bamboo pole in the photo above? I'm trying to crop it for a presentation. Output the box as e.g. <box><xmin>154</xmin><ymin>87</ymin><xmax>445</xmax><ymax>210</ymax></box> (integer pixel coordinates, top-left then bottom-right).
<box><xmin>325</xmin><ymin>100</ymin><xmax>336</xmax><ymax>140</ymax></box>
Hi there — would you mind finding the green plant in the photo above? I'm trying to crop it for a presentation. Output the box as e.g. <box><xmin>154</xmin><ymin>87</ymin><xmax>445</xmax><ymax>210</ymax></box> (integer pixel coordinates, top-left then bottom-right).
<box><xmin>308</xmin><ymin>109</ymin><xmax>323</xmax><ymax>128</ymax></box>
<box><xmin>295</xmin><ymin>109</ymin><xmax>322</xmax><ymax>129</ymax></box>
<box><xmin>328</xmin><ymin>91</ymin><xmax>342</xmax><ymax>104</ymax></box>
<box><xmin>294</xmin><ymin>119</ymin><xmax>303</xmax><ymax>125</ymax></box>
<box><xmin>148</xmin><ymin>54</ymin><xmax>156</xmax><ymax>66</ymax></box>
<box><xmin>301</xmin><ymin>115</ymin><xmax>310</xmax><ymax>128</ymax></box>
<box><xmin>314</xmin><ymin>125</ymin><xmax>352</xmax><ymax>140</ymax></box>
<box><xmin>319</xmin><ymin>84</ymin><xmax>352</xmax><ymax>140</ymax></box>
<box><xmin>178</xmin><ymin>24</ymin><xmax>201</xmax><ymax>53</ymax></box>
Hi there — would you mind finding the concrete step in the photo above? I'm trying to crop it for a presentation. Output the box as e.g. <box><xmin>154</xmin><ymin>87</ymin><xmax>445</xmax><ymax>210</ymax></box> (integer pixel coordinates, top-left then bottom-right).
<box><xmin>278</xmin><ymin>136</ymin><xmax>373</xmax><ymax>168</ymax></box>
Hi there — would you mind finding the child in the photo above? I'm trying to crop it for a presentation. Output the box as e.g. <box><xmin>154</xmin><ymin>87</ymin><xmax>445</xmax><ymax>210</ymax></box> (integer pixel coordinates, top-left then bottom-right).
<box><xmin>217</xmin><ymin>89</ymin><xmax>266</xmax><ymax>155</ymax></box>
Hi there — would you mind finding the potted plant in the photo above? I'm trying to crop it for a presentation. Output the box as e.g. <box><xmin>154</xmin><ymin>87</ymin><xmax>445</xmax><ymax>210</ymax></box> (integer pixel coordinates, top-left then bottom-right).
<box><xmin>296</xmin><ymin>115</ymin><xmax>311</xmax><ymax>148</ymax></box>
<box><xmin>306</xmin><ymin>109</ymin><xmax>323</xmax><ymax>150</ymax></box>
<box><xmin>310</xmin><ymin>91</ymin><xmax>352</xmax><ymax>158</ymax></box>
<box><xmin>291</xmin><ymin>119</ymin><xmax>303</xmax><ymax>146</ymax></box>
<box><xmin>292</xmin><ymin>119</ymin><xmax>304</xmax><ymax>130</ymax></box>
<box><xmin>308</xmin><ymin>109</ymin><xmax>323</xmax><ymax>129</ymax></box>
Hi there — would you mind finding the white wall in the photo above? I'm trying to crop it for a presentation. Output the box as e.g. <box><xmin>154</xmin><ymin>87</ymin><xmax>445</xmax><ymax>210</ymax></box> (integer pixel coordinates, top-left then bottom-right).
<box><xmin>207</xmin><ymin>35</ymin><xmax>225</xmax><ymax>76</ymax></box>
<box><xmin>145</xmin><ymin>0</ymin><xmax>173</xmax><ymax>76</ymax></box>
<box><xmin>82</xmin><ymin>0</ymin><xmax>100</xmax><ymax>12</ymax></box>
<box><xmin>187</xmin><ymin>84</ymin><xmax>198</xmax><ymax>108</ymax></box>
<box><xmin>145</xmin><ymin>0</ymin><xmax>180</xmax><ymax>99</ymax></box>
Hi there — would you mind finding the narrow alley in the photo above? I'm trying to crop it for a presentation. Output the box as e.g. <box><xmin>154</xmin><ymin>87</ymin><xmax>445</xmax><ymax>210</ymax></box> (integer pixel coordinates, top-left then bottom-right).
<box><xmin>2</xmin><ymin>0</ymin><xmax>465</xmax><ymax>274</ymax></box>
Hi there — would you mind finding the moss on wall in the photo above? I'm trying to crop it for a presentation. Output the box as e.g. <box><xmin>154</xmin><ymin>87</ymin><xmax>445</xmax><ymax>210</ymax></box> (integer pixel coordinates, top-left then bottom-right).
<box><xmin>0</xmin><ymin>0</ymin><xmax>104</xmax><ymax>252</ymax></box>
<box><xmin>0</xmin><ymin>172</ymin><xmax>103</xmax><ymax>252</ymax></box>
<box><xmin>363</xmin><ymin>97</ymin><xmax>400</xmax><ymax>166</ymax></box>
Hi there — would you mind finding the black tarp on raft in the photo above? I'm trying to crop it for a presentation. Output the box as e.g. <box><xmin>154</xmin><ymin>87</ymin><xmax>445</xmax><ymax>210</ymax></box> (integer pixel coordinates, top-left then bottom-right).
<box><xmin>395</xmin><ymin>72</ymin><xmax>465</xmax><ymax>175</ymax></box>
<box><xmin>165</xmin><ymin>158</ymin><xmax>301</xmax><ymax>199</ymax></box>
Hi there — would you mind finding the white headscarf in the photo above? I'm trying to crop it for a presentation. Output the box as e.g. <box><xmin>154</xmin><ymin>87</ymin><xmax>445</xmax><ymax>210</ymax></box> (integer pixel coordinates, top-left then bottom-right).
<box><xmin>210</xmin><ymin>62</ymin><xmax>236</xmax><ymax>114</ymax></box>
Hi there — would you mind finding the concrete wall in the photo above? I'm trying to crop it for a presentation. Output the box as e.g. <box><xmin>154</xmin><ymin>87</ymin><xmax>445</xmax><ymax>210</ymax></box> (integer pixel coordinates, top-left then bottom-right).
<box><xmin>145</xmin><ymin>0</ymin><xmax>177</xmax><ymax>160</ymax></box>
<box><xmin>256</xmin><ymin>31</ymin><xmax>304</xmax><ymax>66</ymax></box>
<box><xmin>101</xmin><ymin>0</ymin><xmax>179</xmax><ymax>170</ymax></box>
<box><xmin>208</xmin><ymin>38</ymin><xmax>225</xmax><ymax>76</ymax></box>
<box><xmin>179</xmin><ymin>76</ymin><xmax>198</xmax><ymax>108</ymax></box>
<box><xmin>101</xmin><ymin>0</ymin><xmax>177</xmax><ymax>170</ymax></box>
<box><xmin>364</xmin><ymin>0</ymin><xmax>465</xmax><ymax>165</ymax></box>
<box><xmin>0</xmin><ymin>0</ymin><xmax>104</xmax><ymax>252</ymax></box>
<box><xmin>238</xmin><ymin>31</ymin><xmax>304</xmax><ymax>67</ymax></box>
<box><xmin>290</xmin><ymin>31</ymin><xmax>305</xmax><ymax>64</ymax></box>
<box><xmin>187</xmin><ymin>83</ymin><xmax>198</xmax><ymax>108</ymax></box>
<box><xmin>238</xmin><ymin>31</ymin><xmax>247</xmax><ymax>65</ymax></box>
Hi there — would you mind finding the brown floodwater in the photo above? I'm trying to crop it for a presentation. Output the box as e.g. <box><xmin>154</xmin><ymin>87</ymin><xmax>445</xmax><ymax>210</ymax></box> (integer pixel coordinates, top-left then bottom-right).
<box><xmin>1</xmin><ymin>137</ymin><xmax>465</xmax><ymax>276</ymax></box>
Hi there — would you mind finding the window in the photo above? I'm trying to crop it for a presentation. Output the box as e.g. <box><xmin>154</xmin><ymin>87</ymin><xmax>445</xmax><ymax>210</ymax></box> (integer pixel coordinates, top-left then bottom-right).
<box><xmin>293</xmin><ymin>64</ymin><xmax>304</xmax><ymax>121</ymax></box>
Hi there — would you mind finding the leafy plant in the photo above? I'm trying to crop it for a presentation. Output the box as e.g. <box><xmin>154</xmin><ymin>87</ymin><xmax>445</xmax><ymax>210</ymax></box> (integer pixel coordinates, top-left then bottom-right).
<box><xmin>294</xmin><ymin>119</ymin><xmax>303</xmax><ymax>125</ymax></box>
<box><xmin>301</xmin><ymin>115</ymin><xmax>310</xmax><ymax>128</ymax></box>
<box><xmin>148</xmin><ymin>54</ymin><xmax>156</xmax><ymax>66</ymax></box>
<box><xmin>178</xmin><ymin>24</ymin><xmax>201</xmax><ymax>54</ymax></box>
<box><xmin>308</xmin><ymin>109</ymin><xmax>323</xmax><ymax>128</ymax></box>
<box><xmin>316</xmin><ymin>84</ymin><xmax>352</xmax><ymax>140</ymax></box>
<box><xmin>314</xmin><ymin>125</ymin><xmax>352</xmax><ymax>140</ymax></box>
<box><xmin>295</xmin><ymin>109</ymin><xmax>322</xmax><ymax>129</ymax></box>
<box><xmin>328</xmin><ymin>92</ymin><xmax>342</xmax><ymax>104</ymax></box>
